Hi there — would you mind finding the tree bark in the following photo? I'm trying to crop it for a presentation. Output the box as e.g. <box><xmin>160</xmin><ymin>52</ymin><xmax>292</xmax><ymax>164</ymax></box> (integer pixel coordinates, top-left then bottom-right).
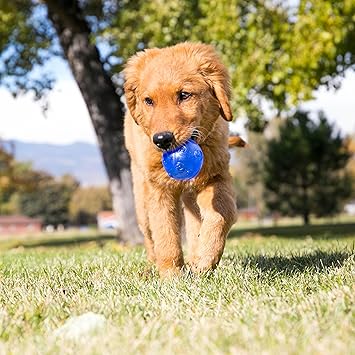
<box><xmin>303</xmin><ymin>211</ymin><xmax>310</xmax><ymax>225</ymax></box>
<box><xmin>301</xmin><ymin>179</ymin><xmax>310</xmax><ymax>226</ymax></box>
<box><xmin>44</xmin><ymin>0</ymin><xmax>142</xmax><ymax>244</ymax></box>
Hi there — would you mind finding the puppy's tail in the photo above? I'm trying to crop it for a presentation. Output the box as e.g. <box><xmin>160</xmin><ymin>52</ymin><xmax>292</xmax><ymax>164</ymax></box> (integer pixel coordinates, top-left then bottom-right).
<box><xmin>228</xmin><ymin>135</ymin><xmax>248</xmax><ymax>148</ymax></box>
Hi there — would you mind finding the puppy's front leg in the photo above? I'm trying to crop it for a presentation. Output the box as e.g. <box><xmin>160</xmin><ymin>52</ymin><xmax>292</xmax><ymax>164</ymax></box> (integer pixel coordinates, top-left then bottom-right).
<box><xmin>191</xmin><ymin>179</ymin><xmax>237</xmax><ymax>272</ymax></box>
<box><xmin>148</xmin><ymin>187</ymin><xmax>184</xmax><ymax>277</ymax></box>
<box><xmin>182</xmin><ymin>191</ymin><xmax>202</xmax><ymax>264</ymax></box>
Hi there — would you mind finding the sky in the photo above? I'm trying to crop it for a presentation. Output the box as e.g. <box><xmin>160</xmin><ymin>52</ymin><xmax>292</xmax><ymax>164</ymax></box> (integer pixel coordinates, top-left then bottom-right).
<box><xmin>1</xmin><ymin>58</ymin><xmax>355</xmax><ymax>145</ymax></box>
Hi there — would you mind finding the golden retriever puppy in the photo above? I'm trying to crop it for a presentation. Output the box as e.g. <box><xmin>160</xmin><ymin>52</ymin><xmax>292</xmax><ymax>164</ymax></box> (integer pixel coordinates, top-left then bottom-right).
<box><xmin>124</xmin><ymin>42</ymin><xmax>237</xmax><ymax>277</ymax></box>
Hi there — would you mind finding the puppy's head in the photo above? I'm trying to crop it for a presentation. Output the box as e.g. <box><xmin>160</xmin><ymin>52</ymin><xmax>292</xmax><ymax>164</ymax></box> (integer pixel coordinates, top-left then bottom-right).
<box><xmin>124</xmin><ymin>42</ymin><xmax>232</xmax><ymax>150</ymax></box>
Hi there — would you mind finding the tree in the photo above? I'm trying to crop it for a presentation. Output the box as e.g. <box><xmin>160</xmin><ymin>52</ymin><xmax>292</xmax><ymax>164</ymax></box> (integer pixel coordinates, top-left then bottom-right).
<box><xmin>231</xmin><ymin>131</ymin><xmax>270</xmax><ymax>219</ymax></box>
<box><xmin>110</xmin><ymin>0</ymin><xmax>355</xmax><ymax>130</ymax></box>
<box><xmin>345</xmin><ymin>134</ymin><xmax>355</xmax><ymax>198</ymax></box>
<box><xmin>1</xmin><ymin>0</ymin><xmax>142</xmax><ymax>242</ymax></box>
<box><xmin>69</xmin><ymin>186</ymin><xmax>112</xmax><ymax>225</ymax></box>
<box><xmin>263</xmin><ymin>111</ymin><xmax>352</xmax><ymax>224</ymax></box>
<box><xmin>19</xmin><ymin>174</ymin><xmax>79</xmax><ymax>226</ymax></box>
<box><xmin>44</xmin><ymin>0</ymin><xmax>142</xmax><ymax>242</ymax></box>
<box><xmin>0</xmin><ymin>140</ymin><xmax>79</xmax><ymax>224</ymax></box>
<box><xmin>0</xmin><ymin>141</ymin><xmax>45</xmax><ymax>214</ymax></box>
<box><xmin>1</xmin><ymin>0</ymin><xmax>354</xmax><ymax>240</ymax></box>
<box><xmin>0</xmin><ymin>143</ymin><xmax>16</xmax><ymax>214</ymax></box>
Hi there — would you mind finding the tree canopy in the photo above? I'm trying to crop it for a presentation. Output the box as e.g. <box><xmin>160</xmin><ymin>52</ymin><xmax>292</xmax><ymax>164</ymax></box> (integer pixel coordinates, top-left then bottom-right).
<box><xmin>0</xmin><ymin>142</ymin><xmax>46</xmax><ymax>214</ymax></box>
<box><xmin>0</xmin><ymin>0</ymin><xmax>56</xmax><ymax>100</ymax></box>
<box><xmin>110</xmin><ymin>0</ymin><xmax>355</xmax><ymax>129</ymax></box>
<box><xmin>19</xmin><ymin>174</ymin><xmax>79</xmax><ymax>226</ymax></box>
<box><xmin>263</xmin><ymin>111</ymin><xmax>352</xmax><ymax>224</ymax></box>
<box><xmin>69</xmin><ymin>186</ymin><xmax>112</xmax><ymax>225</ymax></box>
<box><xmin>1</xmin><ymin>0</ymin><xmax>354</xmax><ymax>129</ymax></box>
<box><xmin>0</xmin><ymin>142</ymin><xmax>80</xmax><ymax>225</ymax></box>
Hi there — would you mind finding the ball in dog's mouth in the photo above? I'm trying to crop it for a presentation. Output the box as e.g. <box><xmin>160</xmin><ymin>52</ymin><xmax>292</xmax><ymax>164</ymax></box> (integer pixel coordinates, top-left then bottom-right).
<box><xmin>162</xmin><ymin>139</ymin><xmax>204</xmax><ymax>180</ymax></box>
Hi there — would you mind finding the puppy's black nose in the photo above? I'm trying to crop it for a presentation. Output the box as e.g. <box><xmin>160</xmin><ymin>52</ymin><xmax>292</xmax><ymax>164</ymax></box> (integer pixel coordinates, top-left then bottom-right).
<box><xmin>153</xmin><ymin>131</ymin><xmax>174</xmax><ymax>150</ymax></box>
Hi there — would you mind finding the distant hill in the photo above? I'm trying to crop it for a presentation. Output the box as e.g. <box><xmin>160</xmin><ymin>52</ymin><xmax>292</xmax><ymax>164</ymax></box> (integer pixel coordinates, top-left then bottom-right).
<box><xmin>6</xmin><ymin>140</ymin><xmax>108</xmax><ymax>186</ymax></box>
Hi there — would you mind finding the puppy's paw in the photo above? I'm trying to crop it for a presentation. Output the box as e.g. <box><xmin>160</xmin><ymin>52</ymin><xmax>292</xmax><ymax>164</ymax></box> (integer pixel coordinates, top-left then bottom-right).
<box><xmin>187</xmin><ymin>256</ymin><xmax>217</xmax><ymax>274</ymax></box>
<box><xmin>158</xmin><ymin>266</ymin><xmax>182</xmax><ymax>279</ymax></box>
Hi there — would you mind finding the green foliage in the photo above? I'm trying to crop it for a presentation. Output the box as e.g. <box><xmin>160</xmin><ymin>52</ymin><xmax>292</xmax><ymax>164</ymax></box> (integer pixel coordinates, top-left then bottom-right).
<box><xmin>264</xmin><ymin>111</ymin><xmax>352</xmax><ymax>224</ymax></box>
<box><xmin>0</xmin><ymin>144</ymin><xmax>14</xmax><ymax>205</ymax></box>
<box><xmin>232</xmin><ymin>131</ymin><xmax>269</xmax><ymax>216</ymax></box>
<box><xmin>69</xmin><ymin>186</ymin><xmax>112</xmax><ymax>225</ymax></box>
<box><xmin>0</xmin><ymin>141</ymin><xmax>100</xmax><ymax>228</ymax></box>
<box><xmin>345</xmin><ymin>134</ymin><xmax>355</xmax><ymax>197</ymax></box>
<box><xmin>0</xmin><ymin>0</ymin><xmax>55</xmax><ymax>99</ymax></box>
<box><xmin>108</xmin><ymin>0</ymin><xmax>355</xmax><ymax>129</ymax></box>
<box><xmin>1</xmin><ymin>0</ymin><xmax>354</xmax><ymax>129</ymax></box>
<box><xmin>18</xmin><ymin>174</ymin><xmax>79</xmax><ymax>227</ymax></box>
<box><xmin>0</xmin><ymin>143</ymin><xmax>46</xmax><ymax>214</ymax></box>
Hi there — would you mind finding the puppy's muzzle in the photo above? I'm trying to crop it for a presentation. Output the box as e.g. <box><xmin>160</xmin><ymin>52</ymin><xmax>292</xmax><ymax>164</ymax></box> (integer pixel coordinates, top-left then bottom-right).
<box><xmin>153</xmin><ymin>131</ymin><xmax>174</xmax><ymax>150</ymax></box>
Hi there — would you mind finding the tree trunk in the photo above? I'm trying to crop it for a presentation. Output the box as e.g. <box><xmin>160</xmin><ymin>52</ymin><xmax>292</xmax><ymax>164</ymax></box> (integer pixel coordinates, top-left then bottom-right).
<box><xmin>303</xmin><ymin>212</ymin><xmax>310</xmax><ymax>225</ymax></box>
<box><xmin>45</xmin><ymin>0</ymin><xmax>142</xmax><ymax>244</ymax></box>
<box><xmin>301</xmin><ymin>181</ymin><xmax>310</xmax><ymax>226</ymax></box>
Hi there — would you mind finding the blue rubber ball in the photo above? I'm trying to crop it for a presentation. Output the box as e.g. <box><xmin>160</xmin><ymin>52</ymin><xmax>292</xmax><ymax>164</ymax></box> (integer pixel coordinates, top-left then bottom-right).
<box><xmin>162</xmin><ymin>139</ymin><xmax>204</xmax><ymax>180</ymax></box>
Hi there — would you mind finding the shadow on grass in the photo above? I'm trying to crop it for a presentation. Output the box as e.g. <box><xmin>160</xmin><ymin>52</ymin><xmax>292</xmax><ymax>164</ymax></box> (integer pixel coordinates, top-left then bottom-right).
<box><xmin>1</xmin><ymin>234</ymin><xmax>116</xmax><ymax>250</ymax></box>
<box><xmin>229</xmin><ymin>223</ymin><xmax>355</xmax><ymax>239</ymax></box>
<box><xmin>239</xmin><ymin>250</ymin><xmax>353</xmax><ymax>275</ymax></box>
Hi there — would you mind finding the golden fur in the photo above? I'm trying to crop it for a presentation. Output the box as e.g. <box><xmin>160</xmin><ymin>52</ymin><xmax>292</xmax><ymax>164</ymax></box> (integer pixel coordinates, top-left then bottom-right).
<box><xmin>124</xmin><ymin>42</ymin><xmax>237</xmax><ymax>277</ymax></box>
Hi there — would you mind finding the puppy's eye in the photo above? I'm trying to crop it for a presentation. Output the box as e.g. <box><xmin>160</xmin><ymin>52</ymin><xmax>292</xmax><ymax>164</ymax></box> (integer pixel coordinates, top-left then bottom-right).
<box><xmin>178</xmin><ymin>91</ymin><xmax>192</xmax><ymax>102</ymax></box>
<box><xmin>144</xmin><ymin>97</ymin><xmax>154</xmax><ymax>106</ymax></box>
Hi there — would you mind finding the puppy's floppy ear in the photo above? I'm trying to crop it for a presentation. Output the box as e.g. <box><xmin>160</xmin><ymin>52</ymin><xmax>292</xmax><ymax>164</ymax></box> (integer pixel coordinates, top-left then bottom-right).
<box><xmin>194</xmin><ymin>44</ymin><xmax>233</xmax><ymax>121</ymax></box>
<box><xmin>123</xmin><ymin>48</ymin><xmax>160</xmax><ymax>124</ymax></box>
<box><xmin>123</xmin><ymin>52</ymin><xmax>143</xmax><ymax>124</ymax></box>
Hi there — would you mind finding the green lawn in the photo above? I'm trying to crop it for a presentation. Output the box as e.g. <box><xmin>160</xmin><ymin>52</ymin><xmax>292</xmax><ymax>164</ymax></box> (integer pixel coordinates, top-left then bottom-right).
<box><xmin>0</xmin><ymin>229</ymin><xmax>354</xmax><ymax>354</ymax></box>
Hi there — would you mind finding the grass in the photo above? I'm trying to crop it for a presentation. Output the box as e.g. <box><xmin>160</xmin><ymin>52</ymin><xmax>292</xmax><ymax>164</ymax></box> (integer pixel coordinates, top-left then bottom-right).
<box><xmin>0</xmin><ymin>230</ymin><xmax>354</xmax><ymax>354</ymax></box>
<box><xmin>0</xmin><ymin>229</ymin><xmax>116</xmax><ymax>251</ymax></box>
<box><xmin>231</xmin><ymin>222</ymin><xmax>355</xmax><ymax>239</ymax></box>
